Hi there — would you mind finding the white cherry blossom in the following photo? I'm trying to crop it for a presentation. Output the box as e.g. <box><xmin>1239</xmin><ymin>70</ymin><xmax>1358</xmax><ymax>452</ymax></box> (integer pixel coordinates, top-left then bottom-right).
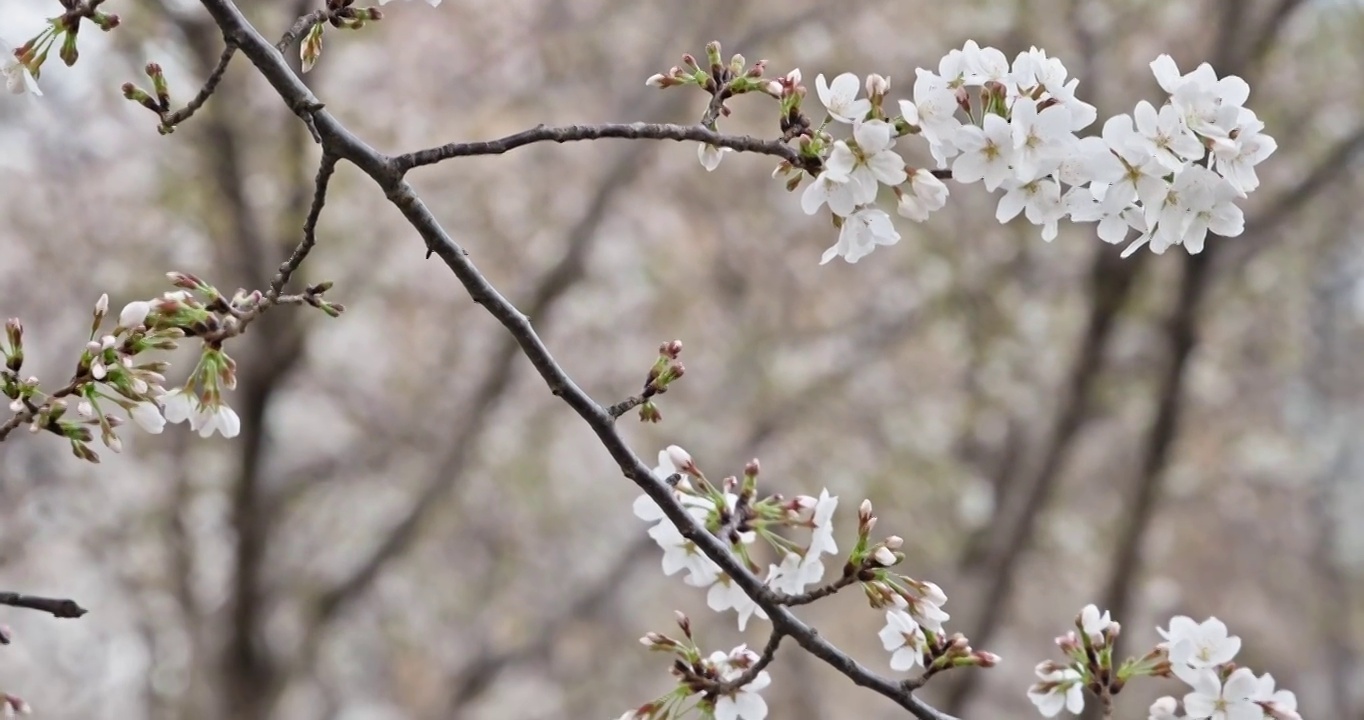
<box><xmin>815</xmin><ymin>72</ymin><xmax>871</xmax><ymax>123</ymax></box>
<box><xmin>1027</xmin><ymin>664</ymin><xmax>1085</xmax><ymax>717</ymax></box>
<box><xmin>952</xmin><ymin>113</ymin><xmax>1015</xmax><ymax>190</ymax></box>
<box><xmin>710</xmin><ymin>646</ymin><xmax>771</xmax><ymax>720</ymax></box>
<box><xmin>801</xmin><ymin>171</ymin><xmax>859</xmax><ymax>217</ymax></box>
<box><xmin>896</xmin><ymin>169</ymin><xmax>949</xmax><ymax>222</ymax></box>
<box><xmin>820</xmin><ymin>206</ymin><xmax>899</xmax><ymax>264</ymax></box>
<box><xmin>707</xmin><ymin>574</ymin><xmax>768</xmax><ymax>631</ymax></box>
<box><xmin>2</xmin><ymin>37</ymin><xmax>41</xmax><ymax>97</ymax></box>
<box><xmin>878</xmin><ymin>610</ymin><xmax>928</xmax><ymax>671</ymax></box>
<box><xmin>1180</xmin><ymin>667</ymin><xmax>1260</xmax><ymax>720</ymax></box>
<box><xmin>1159</xmin><ymin>616</ymin><xmax>1241</xmax><ymax>670</ymax></box>
<box><xmin>825</xmin><ymin>120</ymin><xmax>907</xmax><ymax>204</ymax></box>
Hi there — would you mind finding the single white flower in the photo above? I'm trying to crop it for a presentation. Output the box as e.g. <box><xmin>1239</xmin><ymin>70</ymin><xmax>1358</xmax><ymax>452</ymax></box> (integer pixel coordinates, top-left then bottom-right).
<box><xmin>647</xmin><ymin>517</ymin><xmax>721</xmax><ymax>587</ymax></box>
<box><xmin>707</xmin><ymin>574</ymin><xmax>768</xmax><ymax>631</ymax></box>
<box><xmin>1210</xmin><ymin>118</ymin><xmax>1276</xmax><ymax>195</ymax></box>
<box><xmin>766</xmin><ymin>552</ymin><xmax>817</xmax><ymax>595</ymax></box>
<box><xmin>710</xmin><ymin>646</ymin><xmax>771</xmax><ymax>720</ymax></box>
<box><xmin>118</xmin><ymin>301</ymin><xmax>152</xmax><ymax>329</ymax></box>
<box><xmin>824</xmin><ymin>120</ymin><xmax>907</xmax><ymax>204</ymax></box>
<box><xmin>815</xmin><ymin>72</ymin><xmax>871</xmax><ymax>123</ymax></box>
<box><xmin>820</xmin><ymin>207</ymin><xmax>899</xmax><ymax>265</ymax></box>
<box><xmin>1</xmin><ymin>37</ymin><xmax>41</xmax><ymax>97</ymax></box>
<box><xmin>904</xmin><ymin>71</ymin><xmax>963</xmax><ymax>147</ymax></box>
<box><xmin>698</xmin><ymin>143</ymin><xmax>732</xmax><ymax>172</ymax></box>
<box><xmin>878</xmin><ymin>610</ymin><xmax>928</xmax><ymax>671</ymax></box>
<box><xmin>951</xmin><ymin>113</ymin><xmax>1015</xmax><ymax>190</ymax></box>
<box><xmin>896</xmin><ymin>169</ymin><xmax>949</xmax><ymax>222</ymax></box>
<box><xmin>997</xmin><ymin>178</ymin><xmax>1065</xmax><ymax>241</ymax></box>
<box><xmin>1131</xmin><ymin>100</ymin><xmax>1204</xmax><ymax>173</ymax></box>
<box><xmin>806</xmin><ymin>488</ymin><xmax>838</xmax><ymax>558</ymax></box>
<box><xmin>1027</xmin><ymin>664</ymin><xmax>1085</xmax><ymax>717</ymax></box>
<box><xmin>196</xmin><ymin>403</ymin><xmax>241</xmax><ymax>439</ymax></box>
<box><xmin>128</xmin><ymin>401</ymin><xmax>166</xmax><ymax>435</ymax></box>
<box><xmin>1250</xmin><ymin>673</ymin><xmax>1301</xmax><ymax>720</ymax></box>
<box><xmin>801</xmin><ymin>171</ymin><xmax>860</xmax><ymax>217</ymax></box>
<box><xmin>1159</xmin><ymin>616</ymin><xmax>1241</xmax><ymax>670</ymax></box>
<box><xmin>1148</xmin><ymin>696</ymin><xmax>1180</xmax><ymax>720</ymax></box>
<box><xmin>1009</xmin><ymin>97</ymin><xmax>1072</xmax><ymax>182</ymax></box>
<box><xmin>1079</xmin><ymin>604</ymin><xmax>1113</xmax><ymax>643</ymax></box>
<box><xmin>1181</xmin><ymin>667</ymin><xmax>1260</xmax><ymax>720</ymax></box>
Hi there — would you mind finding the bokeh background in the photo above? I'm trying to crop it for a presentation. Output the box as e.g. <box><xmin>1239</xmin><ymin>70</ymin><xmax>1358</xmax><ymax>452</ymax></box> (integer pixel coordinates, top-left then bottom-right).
<box><xmin>1</xmin><ymin>0</ymin><xmax>1362</xmax><ymax>718</ymax></box>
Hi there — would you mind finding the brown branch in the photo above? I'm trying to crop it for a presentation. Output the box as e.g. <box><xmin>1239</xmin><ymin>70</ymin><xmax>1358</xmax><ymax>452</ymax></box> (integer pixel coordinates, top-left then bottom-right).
<box><xmin>271</xmin><ymin>151</ymin><xmax>337</xmax><ymax>300</ymax></box>
<box><xmin>394</xmin><ymin>122</ymin><xmax>820</xmax><ymax>175</ymax></box>
<box><xmin>197</xmin><ymin>2</ymin><xmax>958</xmax><ymax>718</ymax></box>
<box><xmin>158</xmin><ymin>40</ymin><xmax>238</xmax><ymax>131</ymax></box>
<box><xmin>0</xmin><ymin>592</ymin><xmax>87</xmax><ymax>619</ymax></box>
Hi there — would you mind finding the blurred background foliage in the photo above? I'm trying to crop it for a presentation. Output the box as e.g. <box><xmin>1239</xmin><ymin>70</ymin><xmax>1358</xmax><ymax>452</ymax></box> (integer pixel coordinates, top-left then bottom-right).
<box><xmin>1</xmin><ymin>0</ymin><xmax>1362</xmax><ymax>718</ymax></box>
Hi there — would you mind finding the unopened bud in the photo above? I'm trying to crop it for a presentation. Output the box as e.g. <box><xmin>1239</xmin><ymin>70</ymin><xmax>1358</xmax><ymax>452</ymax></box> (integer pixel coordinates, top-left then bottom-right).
<box><xmin>744</xmin><ymin>458</ymin><xmax>760</xmax><ymax>478</ymax></box>
<box><xmin>645</xmin><ymin>73</ymin><xmax>667</xmax><ymax>88</ymax></box>
<box><xmin>666</xmin><ymin>444</ymin><xmax>697</xmax><ymax>475</ymax></box>
<box><xmin>674</xmin><ymin>610</ymin><xmax>692</xmax><ymax>637</ymax></box>
<box><xmin>865</xmin><ymin>73</ymin><xmax>889</xmax><ymax>97</ymax></box>
<box><xmin>93</xmin><ymin>12</ymin><xmax>121</xmax><ymax>31</ymax></box>
<box><xmin>972</xmin><ymin>651</ymin><xmax>1001</xmax><ymax>667</ymax></box>
<box><xmin>59</xmin><ymin>30</ymin><xmax>79</xmax><ymax>67</ymax></box>
<box><xmin>872</xmin><ymin>545</ymin><xmax>896</xmax><ymax>567</ymax></box>
<box><xmin>883</xmin><ymin>535</ymin><xmax>903</xmax><ymax>549</ymax></box>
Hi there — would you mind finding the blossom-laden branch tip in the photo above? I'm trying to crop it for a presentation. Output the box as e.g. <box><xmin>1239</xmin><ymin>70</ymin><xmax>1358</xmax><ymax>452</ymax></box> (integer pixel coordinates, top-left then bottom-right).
<box><xmin>650</xmin><ymin>40</ymin><xmax>1276</xmax><ymax>266</ymax></box>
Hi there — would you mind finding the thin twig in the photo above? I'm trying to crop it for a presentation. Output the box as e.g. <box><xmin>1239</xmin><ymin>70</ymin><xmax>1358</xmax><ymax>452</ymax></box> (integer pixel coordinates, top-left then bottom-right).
<box><xmin>269</xmin><ymin>152</ymin><xmax>339</xmax><ymax>300</ymax></box>
<box><xmin>276</xmin><ymin>10</ymin><xmax>329</xmax><ymax>52</ymax></box>
<box><xmin>0</xmin><ymin>592</ymin><xmax>88</xmax><ymax>619</ymax></box>
<box><xmin>393</xmin><ymin>122</ymin><xmax>820</xmax><ymax>175</ymax></box>
<box><xmin>159</xmin><ymin>40</ymin><xmax>237</xmax><ymax>130</ymax></box>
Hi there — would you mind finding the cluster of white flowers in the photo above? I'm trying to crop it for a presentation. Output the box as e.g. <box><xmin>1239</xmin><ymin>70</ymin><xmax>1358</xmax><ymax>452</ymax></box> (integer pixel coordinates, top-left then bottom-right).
<box><xmin>1149</xmin><ymin>616</ymin><xmax>1299</xmax><ymax>720</ymax></box>
<box><xmin>633</xmin><ymin>445</ymin><xmax>839</xmax><ymax>631</ymax></box>
<box><xmin>626</xmin><ymin>446</ymin><xmax>994</xmax><ymax>720</ymax></box>
<box><xmin>758</xmin><ymin>41</ymin><xmax>1277</xmax><ymax>264</ymax></box>
<box><xmin>1027</xmin><ymin>608</ymin><xmax>1300</xmax><ymax>720</ymax></box>
<box><xmin>876</xmin><ymin>576</ymin><xmax>950</xmax><ymax>671</ymax></box>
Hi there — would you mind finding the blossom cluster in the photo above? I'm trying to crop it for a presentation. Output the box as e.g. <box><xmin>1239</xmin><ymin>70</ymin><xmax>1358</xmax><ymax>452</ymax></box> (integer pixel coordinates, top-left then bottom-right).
<box><xmin>625</xmin><ymin>616</ymin><xmax>770</xmax><ymax>720</ymax></box>
<box><xmin>0</xmin><ymin>272</ymin><xmax>261</xmax><ymax>462</ymax></box>
<box><xmin>658</xmin><ymin>41</ymin><xmax>1276</xmax><ymax>265</ymax></box>
<box><xmin>632</xmin><ymin>445</ymin><xmax>841</xmax><ymax>631</ymax></box>
<box><xmin>1027</xmin><ymin>607</ymin><xmax>1300</xmax><ymax>720</ymax></box>
<box><xmin>624</xmin><ymin>445</ymin><xmax>995</xmax><ymax>720</ymax></box>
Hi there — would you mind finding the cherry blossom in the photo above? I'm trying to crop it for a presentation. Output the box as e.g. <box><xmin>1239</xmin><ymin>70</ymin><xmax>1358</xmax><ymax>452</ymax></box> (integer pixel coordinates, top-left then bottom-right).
<box><xmin>878</xmin><ymin>610</ymin><xmax>928</xmax><ymax>671</ymax></box>
<box><xmin>1158</xmin><ymin>616</ymin><xmax>1241</xmax><ymax>670</ymax></box>
<box><xmin>896</xmin><ymin>169</ymin><xmax>950</xmax><ymax>222</ymax></box>
<box><xmin>1</xmin><ymin>37</ymin><xmax>41</xmax><ymax>97</ymax></box>
<box><xmin>820</xmin><ymin>207</ymin><xmax>899</xmax><ymax>264</ymax></box>
<box><xmin>1180</xmin><ymin>667</ymin><xmax>1260</xmax><ymax>720</ymax></box>
<box><xmin>1027</xmin><ymin>664</ymin><xmax>1085</xmax><ymax>717</ymax></box>
<box><xmin>709</xmin><ymin>646</ymin><xmax>771</xmax><ymax>720</ymax></box>
<box><xmin>815</xmin><ymin>72</ymin><xmax>870</xmax><ymax>123</ymax></box>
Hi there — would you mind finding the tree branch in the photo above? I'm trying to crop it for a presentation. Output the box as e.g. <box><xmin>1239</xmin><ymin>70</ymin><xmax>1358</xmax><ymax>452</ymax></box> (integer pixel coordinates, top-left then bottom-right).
<box><xmin>393</xmin><ymin>122</ymin><xmax>818</xmax><ymax>174</ymax></box>
<box><xmin>0</xmin><ymin>592</ymin><xmax>88</xmax><ymax>619</ymax></box>
<box><xmin>194</xmin><ymin>1</ymin><xmax>959</xmax><ymax>718</ymax></box>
